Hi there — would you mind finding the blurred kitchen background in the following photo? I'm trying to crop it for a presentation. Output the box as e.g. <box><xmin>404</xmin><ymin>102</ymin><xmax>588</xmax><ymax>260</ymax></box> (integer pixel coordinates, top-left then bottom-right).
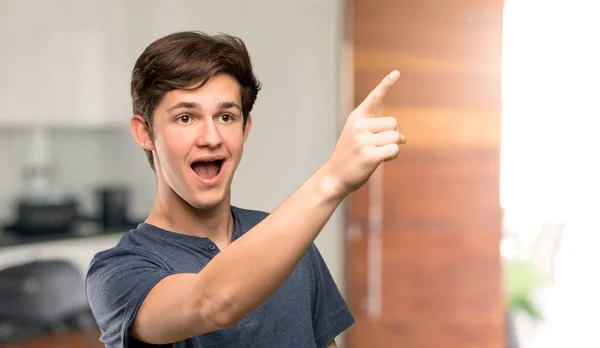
<box><xmin>0</xmin><ymin>0</ymin><xmax>598</xmax><ymax>347</ymax></box>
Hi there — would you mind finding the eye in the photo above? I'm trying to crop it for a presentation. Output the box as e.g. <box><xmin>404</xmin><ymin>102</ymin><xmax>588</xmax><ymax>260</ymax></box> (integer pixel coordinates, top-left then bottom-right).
<box><xmin>219</xmin><ymin>114</ymin><xmax>233</xmax><ymax>123</ymax></box>
<box><xmin>177</xmin><ymin>114</ymin><xmax>192</xmax><ymax>124</ymax></box>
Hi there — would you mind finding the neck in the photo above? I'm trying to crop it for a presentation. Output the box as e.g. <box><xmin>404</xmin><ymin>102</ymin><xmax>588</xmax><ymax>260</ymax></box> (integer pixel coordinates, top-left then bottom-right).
<box><xmin>146</xmin><ymin>183</ymin><xmax>234</xmax><ymax>245</ymax></box>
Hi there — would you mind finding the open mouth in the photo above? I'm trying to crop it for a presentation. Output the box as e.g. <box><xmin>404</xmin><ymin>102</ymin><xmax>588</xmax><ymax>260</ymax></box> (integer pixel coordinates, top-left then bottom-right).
<box><xmin>191</xmin><ymin>159</ymin><xmax>224</xmax><ymax>180</ymax></box>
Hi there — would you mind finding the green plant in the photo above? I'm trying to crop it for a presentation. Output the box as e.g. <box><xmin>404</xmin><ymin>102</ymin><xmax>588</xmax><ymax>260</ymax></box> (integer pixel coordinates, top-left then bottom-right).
<box><xmin>504</xmin><ymin>260</ymin><xmax>547</xmax><ymax>321</ymax></box>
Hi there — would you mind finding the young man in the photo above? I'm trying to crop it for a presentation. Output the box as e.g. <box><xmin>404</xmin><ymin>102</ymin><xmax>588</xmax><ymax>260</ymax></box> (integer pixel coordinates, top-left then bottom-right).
<box><xmin>86</xmin><ymin>31</ymin><xmax>405</xmax><ymax>348</ymax></box>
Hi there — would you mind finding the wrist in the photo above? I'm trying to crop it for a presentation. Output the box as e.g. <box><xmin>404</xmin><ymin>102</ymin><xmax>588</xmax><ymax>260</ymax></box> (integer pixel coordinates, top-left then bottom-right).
<box><xmin>313</xmin><ymin>164</ymin><xmax>347</xmax><ymax>204</ymax></box>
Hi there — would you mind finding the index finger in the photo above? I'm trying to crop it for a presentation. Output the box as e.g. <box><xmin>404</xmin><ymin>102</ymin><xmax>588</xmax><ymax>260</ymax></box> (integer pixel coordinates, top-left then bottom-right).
<box><xmin>356</xmin><ymin>70</ymin><xmax>400</xmax><ymax>117</ymax></box>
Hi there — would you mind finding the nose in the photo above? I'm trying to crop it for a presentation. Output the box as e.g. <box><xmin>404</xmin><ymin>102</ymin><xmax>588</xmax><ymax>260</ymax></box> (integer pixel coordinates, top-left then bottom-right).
<box><xmin>195</xmin><ymin>119</ymin><xmax>223</xmax><ymax>149</ymax></box>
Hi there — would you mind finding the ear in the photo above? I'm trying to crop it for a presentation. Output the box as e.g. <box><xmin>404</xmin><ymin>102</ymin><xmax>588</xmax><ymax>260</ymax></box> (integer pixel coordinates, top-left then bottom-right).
<box><xmin>243</xmin><ymin>114</ymin><xmax>252</xmax><ymax>143</ymax></box>
<box><xmin>130</xmin><ymin>115</ymin><xmax>155</xmax><ymax>151</ymax></box>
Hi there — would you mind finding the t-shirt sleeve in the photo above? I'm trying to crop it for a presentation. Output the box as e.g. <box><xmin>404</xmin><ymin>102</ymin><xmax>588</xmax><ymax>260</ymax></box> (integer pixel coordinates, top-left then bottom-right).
<box><xmin>85</xmin><ymin>248</ymin><xmax>174</xmax><ymax>348</ymax></box>
<box><xmin>309</xmin><ymin>244</ymin><xmax>355</xmax><ymax>348</ymax></box>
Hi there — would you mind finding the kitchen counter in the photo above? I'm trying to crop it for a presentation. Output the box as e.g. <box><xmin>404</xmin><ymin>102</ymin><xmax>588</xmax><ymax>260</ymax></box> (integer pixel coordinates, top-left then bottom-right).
<box><xmin>0</xmin><ymin>225</ymin><xmax>133</xmax><ymax>249</ymax></box>
<box><xmin>0</xmin><ymin>227</ymin><xmax>130</xmax><ymax>276</ymax></box>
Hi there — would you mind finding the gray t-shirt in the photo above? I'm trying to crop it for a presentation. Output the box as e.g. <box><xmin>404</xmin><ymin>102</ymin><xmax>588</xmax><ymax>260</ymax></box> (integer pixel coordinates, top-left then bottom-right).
<box><xmin>86</xmin><ymin>206</ymin><xmax>354</xmax><ymax>348</ymax></box>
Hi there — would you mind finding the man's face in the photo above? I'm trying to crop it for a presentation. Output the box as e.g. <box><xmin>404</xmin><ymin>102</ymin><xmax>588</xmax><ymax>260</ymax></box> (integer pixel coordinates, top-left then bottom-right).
<box><xmin>150</xmin><ymin>73</ymin><xmax>251</xmax><ymax>209</ymax></box>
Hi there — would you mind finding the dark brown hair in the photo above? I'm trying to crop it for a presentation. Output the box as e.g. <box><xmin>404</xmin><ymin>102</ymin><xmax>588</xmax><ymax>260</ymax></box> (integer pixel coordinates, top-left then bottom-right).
<box><xmin>130</xmin><ymin>31</ymin><xmax>261</xmax><ymax>169</ymax></box>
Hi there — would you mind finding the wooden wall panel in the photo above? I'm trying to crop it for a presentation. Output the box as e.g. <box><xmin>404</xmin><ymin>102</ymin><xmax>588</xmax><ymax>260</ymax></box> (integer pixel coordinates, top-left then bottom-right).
<box><xmin>381</xmin><ymin>106</ymin><xmax>501</xmax><ymax>148</ymax></box>
<box><xmin>348</xmin><ymin>148</ymin><xmax>503</xmax><ymax>348</ymax></box>
<box><xmin>345</xmin><ymin>0</ymin><xmax>504</xmax><ymax>347</ymax></box>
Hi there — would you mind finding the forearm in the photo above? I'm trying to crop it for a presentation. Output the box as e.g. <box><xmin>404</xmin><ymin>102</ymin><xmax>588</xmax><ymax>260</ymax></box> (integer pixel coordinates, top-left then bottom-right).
<box><xmin>192</xmin><ymin>70</ymin><xmax>402</xmax><ymax>331</ymax></box>
<box><xmin>194</xmin><ymin>165</ymin><xmax>344</xmax><ymax>327</ymax></box>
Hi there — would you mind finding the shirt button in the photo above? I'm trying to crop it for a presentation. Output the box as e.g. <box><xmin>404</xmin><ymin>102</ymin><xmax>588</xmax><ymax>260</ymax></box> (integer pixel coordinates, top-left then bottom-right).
<box><xmin>208</xmin><ymin>243</ymin><xmax>216</xmax><ymax>251</ymax></box>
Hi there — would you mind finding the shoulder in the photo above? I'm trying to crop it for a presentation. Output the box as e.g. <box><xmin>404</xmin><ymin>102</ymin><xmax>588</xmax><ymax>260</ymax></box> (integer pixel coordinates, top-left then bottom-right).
<box><xmin>231</xmin><ymin>205</ymin><xmax>269</xmax><ymax>231</ymax></box>
<box><xmin>86</xmin><ymin>226</ymin><xmax>173</xmax><ymax>297</ymax></box>
<box><xmin>88</xmin><ymin>226</ymin><xmax>168</xmax><ymax>271</ymax></box>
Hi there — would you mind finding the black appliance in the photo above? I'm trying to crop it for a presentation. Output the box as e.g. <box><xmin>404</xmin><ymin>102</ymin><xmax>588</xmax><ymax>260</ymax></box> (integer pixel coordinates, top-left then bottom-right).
<box><xmin>4</xmin><ymin>198</ymin><xmax>87</xmax><ymax>237</ymax></box>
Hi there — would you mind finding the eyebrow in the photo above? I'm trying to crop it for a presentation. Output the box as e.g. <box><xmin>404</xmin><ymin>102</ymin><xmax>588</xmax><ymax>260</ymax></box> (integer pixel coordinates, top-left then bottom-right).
<box><xmin>166</xmin><ymin>101</ymin><xmax>242</xmax><ymax>112</ymax></box>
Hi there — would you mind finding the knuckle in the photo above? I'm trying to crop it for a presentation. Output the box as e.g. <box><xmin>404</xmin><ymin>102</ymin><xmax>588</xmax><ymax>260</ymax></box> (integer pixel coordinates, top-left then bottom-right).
<box><xmin>391</xmin><ymin>144</ymin><xmax>400</xmax><ymax>158</ymax></box>
<box><xmin>358</xmin><ymin>144</ymin><xmax>371</xmax><ymax>158</ymax></box>
<box><xmin>380</xmin><ymin>116</ymin><xmax>397</xmax><ymax>129</ymax></box>
<box><xmin>381</xmin><ymin>144</ymin><xmax>398</xmax><ymax>160</ymax></box>
<box><xmin>352</xmin><ymin>133</ymin><xmax>364</xmax><ymax>147</ymax></box>
<box><xmin>350</xmin><ymin>118</ymin><xmax>363</xmax><ymax>132</ymax></box>
<box><xmin>354</xmin><ymin>131</ymin><xmax>372</xmax><ymax>148</ymax></box>
<box><xmin>369</xmin><ymin>92</ymin><xmax>381</xmax><ymax>104</ymax></box>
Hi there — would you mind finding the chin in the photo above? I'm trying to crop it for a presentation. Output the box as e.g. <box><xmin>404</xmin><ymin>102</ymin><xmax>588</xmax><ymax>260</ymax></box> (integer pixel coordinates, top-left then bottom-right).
<box><xmin>184</xmin><ymin>188</ymin><xmax>229</xmax><ymax>210</ymax></box>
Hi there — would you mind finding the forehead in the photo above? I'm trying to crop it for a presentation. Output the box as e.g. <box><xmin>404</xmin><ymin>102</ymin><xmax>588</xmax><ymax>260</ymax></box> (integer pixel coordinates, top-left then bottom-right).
<box><xmin>160</xmin><ymin>73</ymin><xmax>242</xmax><ymax>109</ymax></box>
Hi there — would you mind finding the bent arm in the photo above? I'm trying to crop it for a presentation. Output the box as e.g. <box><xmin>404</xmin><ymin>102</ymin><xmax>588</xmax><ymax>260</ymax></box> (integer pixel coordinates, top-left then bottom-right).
<box><xmin>132</xmin><ymin>167</ymin><xmax>345</xmax><ymax>344</ymax></box>
<box><xmin>132</xmin><ymin>70</ymin><xmax>402</xmax><ymax>344</ymax></box>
